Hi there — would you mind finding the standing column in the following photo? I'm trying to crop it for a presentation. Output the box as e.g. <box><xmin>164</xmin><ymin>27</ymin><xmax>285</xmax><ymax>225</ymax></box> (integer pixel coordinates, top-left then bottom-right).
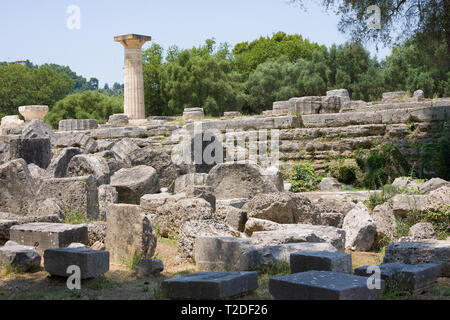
<box><xmin>114</xmin><ymin>34</ymin><xmax>152</xmax><ymax>120</ymax></box>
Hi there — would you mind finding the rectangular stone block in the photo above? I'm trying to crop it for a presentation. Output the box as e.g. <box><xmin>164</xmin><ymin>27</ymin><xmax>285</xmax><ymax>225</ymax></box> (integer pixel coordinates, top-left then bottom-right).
<box><xmin>269</xmin><ymin>271</ymin><xmax>384</xmax><ymax>300</ymax></box>
<box><xmin>383</xmin><ymin>240</ymin><xmax>450</xmax><ymax>277</ymax></box>
<box><xmin>354</xmin><ymin>262</ymin><xmax>441</xmax><ymax>295</ymax></box>
<box><xmin>10</xmin><ymin>223</ymin><xmax>88</xmax><ymax>251</ymax></box>
<box><xmin>106</xmin><ymin>204</ymin><xmax>157</xmax><ymax>264</ymax></box>
<box><xmin>290</xmin><ymin>251</ymin><xmax>352</xmax><ymax>274</ymax></box>
<box><xmin>194</xmin><ymin>237</ymin><xmax>257</xmax><ymax>272</ymax></box>
<box><xmin>59</xmin><ymin>119</ymin><xmax>99</xmax><ymax>132</ymax></box>
<box><xmin>44</xmin><ymin>248</ymin><xmax>109</xmax><ymax>279</ymax></box>
<box><xmin>162</xmin><ymin>272</ymin><xmax>258</xmax><ymax>299</ymax></box>
<box><xmin>3</xmin><ymin>136</ymin><xmax>52</xmax><ymax>169</ymax></box>
<box><xmin>35</xmin><ymin>176</ymin><xmax>99</xmax><ymax>220</ymax></box>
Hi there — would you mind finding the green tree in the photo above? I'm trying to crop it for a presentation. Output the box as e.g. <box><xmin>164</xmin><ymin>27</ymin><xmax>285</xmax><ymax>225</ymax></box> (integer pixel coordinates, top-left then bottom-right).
<box><xmin>233</xmin><ymin>31</ymin><xmax>325</xmax><ymax>77</ymax></box>
<box><xmin>45</xmin><ymin>91</ymin><xmax>123</xmax><ymax>128</ymax></box>
<box><xmin>0</xmin><ymin>64</ymin><xmax>74</xmax><ymax>118</ymax></box>
<box><xmin>143</xmin><ymin>43</ymin><xmax>165</xmax><ymax>116</ymax></box>
<box><xmin>159</xmin><ymin>39</ymin><xmax>245</xmax><ymax>116</ymax></box>
<box><xmin>291</xmin><ymin>1</ymin><xmax>450</xmax><ymax>56</ymax></box>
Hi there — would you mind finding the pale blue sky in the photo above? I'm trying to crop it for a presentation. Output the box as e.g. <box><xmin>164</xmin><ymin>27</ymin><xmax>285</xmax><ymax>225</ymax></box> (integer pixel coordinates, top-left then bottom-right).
<box><xmin>0</xmin><ymin>0</ymin><xmax>390</xmax><ymax>86</ymax></box>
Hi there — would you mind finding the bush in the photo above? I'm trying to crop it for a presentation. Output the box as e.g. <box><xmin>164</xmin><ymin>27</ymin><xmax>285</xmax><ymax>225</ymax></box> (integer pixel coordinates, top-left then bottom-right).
<box><xmin>418</xmin><ymin>133</ymin><xmax>450</xmax><ymax>181</ymax></box>
<box><xmin>356</xmin><ymin>144</ymin><xmax>410</xmax><ymax>189</ymax></box>
<box><xmin>366</xmin><ymin>184</ymin><xmax>401</xmax><ymax>211</ymax></box>
<box><xmin>286</xmin><ymin>163</ymin><xmax>321</xmax><ymax>192</ymax></box>
<box><xmin>329</xmin><ymin>164</ymin><xmax>360</xmax><ymax>185</ymax></box>
<box><xmin>45</xmin><ymin>91</ymin><xmax>123</xmax><ymax>128</ymax></box>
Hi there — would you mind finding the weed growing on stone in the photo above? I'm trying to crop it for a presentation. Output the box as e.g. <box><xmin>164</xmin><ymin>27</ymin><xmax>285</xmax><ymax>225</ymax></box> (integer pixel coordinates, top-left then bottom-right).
<box><xmin>62</xmin><ymin>208</ymin><xmax>90</xmax><ymax>225</ymax></box>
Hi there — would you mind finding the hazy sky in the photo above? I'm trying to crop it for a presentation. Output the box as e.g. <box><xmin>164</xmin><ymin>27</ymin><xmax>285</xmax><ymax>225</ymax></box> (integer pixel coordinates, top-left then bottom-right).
<box><xmin>0</xmin><ymin>0</ymin><xmax>391</xmax><ymax>86</ymax></box>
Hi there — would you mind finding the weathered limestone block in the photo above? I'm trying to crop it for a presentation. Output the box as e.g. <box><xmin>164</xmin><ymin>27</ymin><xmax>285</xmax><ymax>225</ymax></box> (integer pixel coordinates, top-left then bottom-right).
<box><xmin>216</xmin><ymin>205</ymin><xmax>247</xmax><ymax>232</ymax></box>
<box><xmin>110</xmin><ymin>138</ymin><xmax>140</xmax><ymax>165</ymax></box>
<box><xmin>6</xmin><ymin>136</ymin><xmax>52</xmax><ymax>169</ymax></box>
<box><xmin>355</xmin><ymin>263</ymin><xmax>441</xmax><ymax>294</ymax></box>
<box><xmin>58</xmin><ymin>119</ymin><xmax>99</xmax><ymax>132</ymax></box>
<box><xmin>250</xmin><ymin>224</ymin><xmax>346</xmax><ymax>252</ymax></box>
<box><xmin>383</xmin><ymin>240</ymin><xmax>450</xmax><ymax>277</ymax></box>
<box><xmin>10</xmin><ymin>223</ymin><xmax>88</xmax><ymax>251</ymax></box>
<box><xmin>107</xmin><ymin>114</ymin><xmax>129</xmax><ymax>127</ymax></box>
<box><xmin>48</xmin><ymin>147</ymin><xmax>82</xmax><ymax>178</ymax></box>
<box><xmin>129</xmin><ymin>146</ymin><xmax>178</xmax><ymax>188</ymax></box>
<box><xmin>110</xmin><ymin>165</ymin><xmax>160</xmax><ymax>204</ymax></box>
<box><xmin>372</xmin><ymin>202</ymin><xmax>396</xmax><ymax>241</ymax></box>
<box><xmin>223</xmin><ymin>111</ymin><xmax>240</xmax><ymax>117</ymax></box>
<box><xmin>290</xmin><ymin>251</ymin><xmax>352</xmax><ymax>274</ymax></box>
<box><xmin>44</xmin><ymin>248</ymin><xmax>109</xmax><ymax>279</ymax></box>
<box><xmin>67</xmin><ymin>154</ymin><xmax>111</xmax><ymax>185</ymax></box>
<box><xmin>185</xmin><ymin>185</ymin><xmax>216</xmax><ymax>211</ymax></box>
<box><xmin>84</xmin><ymin>222</ymin><xmax>107</xmax><ymax>246</ymax></box>
<box><xmin>419</xmin><ymin>178</ymin><xmax>450</xmax><ymax>194</ymax></box>
<box><xmin>34</xmin><ymin>198</ymin><xmax>63</xmax><ymax>218</ymax></box>
<box><xmin>0</xmin><ymin>241</ymin><xmax>41</xmax><ymax>272</ymax></box>
<box><xmin>174</xmin><ymin>173</ymin><xmax>208</xmax><ymax>193</ymax></box>
<box><xmin>183</xmin><ymin>108</ymin><xmax>204</xmax><ymax>121</ymax></box>
<box><xmin>194</xmin><ymin>237</ymin><xmax>256</xmax><ymax>271</ymax></box>
<box><xmin>320</xmin><ymin>212</ymin><xmax>344</xmax><ymax>228</ymax></box>
<box><xmin>22</xmin><ymin>119</ymin><xmax>56</xmax><ymax>145</ymax></box>
<box><xmin>1</xmin><ymin>115</ymin><xmax>24</xmax><ymax>129</ymax></box>
<box><xmin>98</xmin><ymin>185</ymin><xmax>118</xmax><ymax>221</ymax></box>
<box><xmin>194</xmin><ymin>236</ymin><xmax>339</xmax><ymax>272</ymax></box>
<box><xmin>319</xmin><ymin>177</ymin><xmax>342</xmax><ymax>191</ymax></box>
<box><xmin>261</xmin><ymin>166</ymin><xmax>284</xmax><ymax>192</ymax></box>
<box><xmin>178</xmin><ymin>220</ymin><xmax>240</xmax><ymax>262</ymax></box>
<box><xmin>392</xmin><ymin>194</ymin><xmax>427</xmax><ymax>217</ymax></box>
<box><xmin>140</xmin><ymin>192</ymin><xmax>183</xmax><ymax>212</ymax></box>
<box><xmin>35</xmin><ymin>175</ymin><xmax>99</xmax><ymax>220</ymax></box>
<box><xmin>289</xmin><ymin>97</ymin><xmax>322</xmax><ymax>115</ymax></box>
<box><xmin>342</xmin><ymin>202</ymin><xmax>376</xmax><ymax>251</ymax></box>
<box><xmin>269</xmin><ymin>271</ymin><xmax>384</xmax><ymax>300</ymax></box>
<box><xmin>244</xmin><ymin>218</ymin><xmax>280</xmax><ymax>236</ymax></box>
<box><xmin>409</xmin><ymin>222</ymin><xmax>436</xmax><ymax>239</ymax></box>
<box><xmin>162</xmin><ymin>271</ymin><xmax>258</xmax><ymax>300</ymax></box>
<box><xmin>242</xmin><ymin>192</ymin><xmax>321</xmax><ymax>225</ymax></box>
<box><xmin>392</xmin><ymin>177</ymin><xmax>421</xmax><ymax>191</ymax></box>
<box><xmin>154</xmin><ymin>198</ymin><xmax>215</xmax><ymax>237</ymax></box>
<box><xmin>54</xmin><ymin>132</ymin><xmax>98</xmax><ymax>153</ymax></box>
<box><xmin>321</xmin><ymin>96</ymin><xmax>347</xmax><ymax>114</ymax></box>
<box><xmin>272</xmin><ymin>101</ymin><xmax>290</xmax><ymax>115</ymax></box>
<box><xmin>206</xmin><ymin>162</ymin><xmax>279</xmax><ymax>200</ymax></box>
<box><xmin>106</xmin><ymin>204</ymin><xmax>157</xmax><ymax>264</ymax></box>
<box><xmin>382</xmin><ymin>91</ymin><xmax>408</xmax><ymax>103</ymax></box>
<box><xmin>27</xmin><ymin>163</ymin><xmax>51</xmax><ymax>184</ymax></box>
<box><xmin>0</xmin><ymin>159</ymin><xmax>37</xmax><ymax>214</ymax></box>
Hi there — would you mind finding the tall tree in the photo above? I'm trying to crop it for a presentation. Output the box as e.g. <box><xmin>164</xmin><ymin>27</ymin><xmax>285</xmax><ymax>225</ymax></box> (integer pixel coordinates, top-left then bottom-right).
<box><xmin>291</xmin><ymin>0</ymin><xmax>450</xmax><ymax>57</ymax></box>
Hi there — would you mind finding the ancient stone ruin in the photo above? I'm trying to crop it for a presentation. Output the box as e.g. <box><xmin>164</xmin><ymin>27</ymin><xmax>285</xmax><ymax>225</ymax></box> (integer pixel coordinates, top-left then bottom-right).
<box><xmin>0</xmin><ymin>86</ymin><xmax>449</xmax><ymax>300</ymax></box>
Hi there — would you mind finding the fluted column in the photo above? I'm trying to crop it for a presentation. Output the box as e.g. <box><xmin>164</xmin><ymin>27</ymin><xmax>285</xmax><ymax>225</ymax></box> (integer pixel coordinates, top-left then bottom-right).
<box><xmin>114</xmin><ymin>34</ymin><xmax>151</xmax><ymax>120</ymax></box>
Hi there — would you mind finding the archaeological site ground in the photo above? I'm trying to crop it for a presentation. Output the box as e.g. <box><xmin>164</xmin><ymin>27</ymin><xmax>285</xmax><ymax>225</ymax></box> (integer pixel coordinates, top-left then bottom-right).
<box><xmin>0</xmin><ymin>1</ymin><xmax>449</xmax><ymax>311</ymax></box>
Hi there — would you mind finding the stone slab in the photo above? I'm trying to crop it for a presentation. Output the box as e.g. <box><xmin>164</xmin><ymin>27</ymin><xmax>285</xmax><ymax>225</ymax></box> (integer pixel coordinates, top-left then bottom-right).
<box><xmin>10</xmin><ymin>223</ymin><xmax>88</xmax><ymax>251</ymax></box>
<box><xmin>44</xmin><ymin>248</ymin><xmax>109</xmax><ymax>279</ymax></box>
<box><xmin>354</xmin><ymin>262</ymin><xmax>441</xmax><ymax>294</ymax></box>
<box><xmin>290</xmin><ymin>251</ymin><xmax>352</xmax><ymax>274</ymax></box>
<box><xmin>269</xmin><ymin>271</ymin><xmax>384</xmax><ymax>300</ymax></box>
<box><xmin>383</xmin><ymin>240</ymin><xmax>450</xmax><ymax>277</ymax></box>
<box><xmin>161</xmin><ymin>272</ymin><xmax>258</xmax><ymax>299</ymax></box>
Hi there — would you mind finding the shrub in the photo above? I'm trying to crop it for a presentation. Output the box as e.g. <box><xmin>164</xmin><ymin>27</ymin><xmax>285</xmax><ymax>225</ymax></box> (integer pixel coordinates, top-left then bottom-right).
<box><xmin>329</xmin><ymin>163</ymin><xmax>360</xmax><ymax>185</ymax></box>
<box><xmin>418</xmin><ymin>133</ymin><xmax>450</xmax><ymax>181</ymax></box>
<box><xmin>45</xmin><ymin>91</ymin><xmax>123</xmax><ymax>128</ymax></box>
<box><xmin>286</xmin><ymin>162</ymin><xmax>321</xmax><ymax>192</ymax></box>
<box><xmin>366</xmin><ymin>184</ymin><xmax>401</xmax><ymax>211</ymax></box>
<box><xmin>356</xmin><ymin>144</ymin><xmax>410</xmax><ymax>189</ymax></box>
